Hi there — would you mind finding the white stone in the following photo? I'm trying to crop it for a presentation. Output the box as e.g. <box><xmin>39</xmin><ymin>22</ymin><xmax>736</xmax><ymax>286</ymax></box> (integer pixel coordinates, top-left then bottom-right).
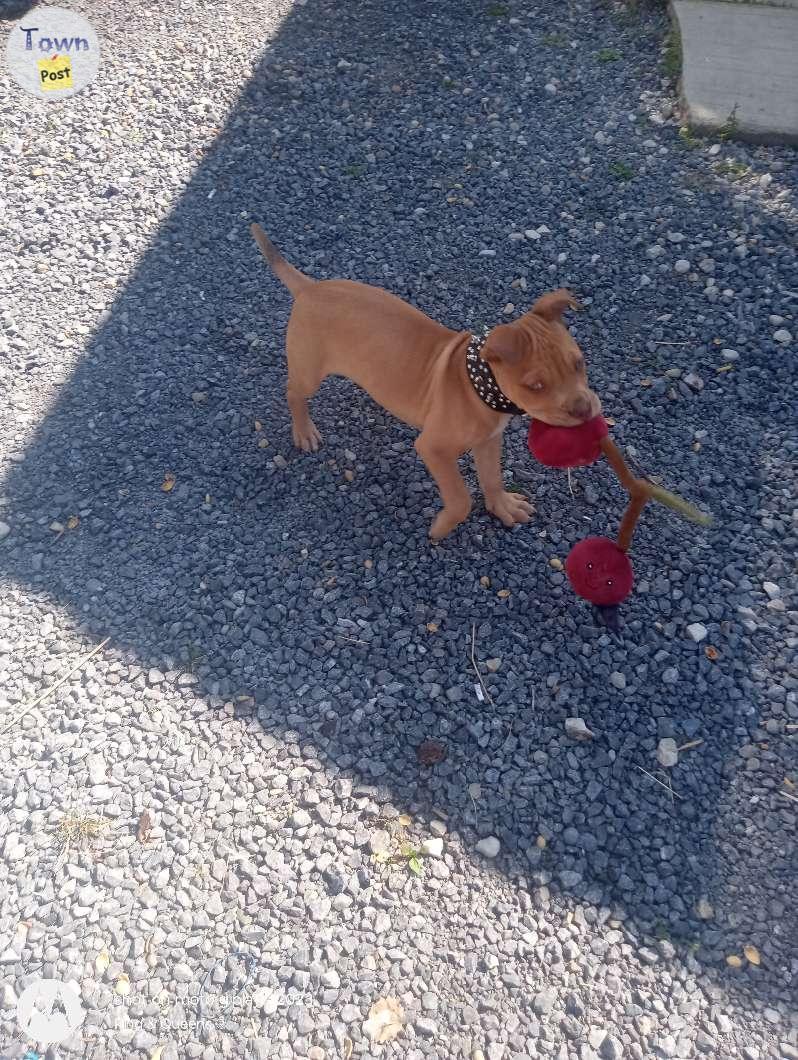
<box><xmin>686</xmin><ymin>622</ymin><xmax>708</xmax><ymax>642</ymax></box>
<box><xmin>763</xmin><ymin>581</ymin><xmax>781</xmax><ymax>599</ymax></box>
<box><xmin>475</xmin><ymin>836</ymin><xmax>501</xmax><ymax>858</ymax></box>
<box><xmin>674</xmin><ymin>259</ymin><xmax>691</xmax><ymax>274</ymax></box>
<box><xmin>565</xmin><ymin>717</ymin><xmax>594</xmax><ymax>741</ymax></box>
<box><xmin>695</xmin><ymin>898</ymin><xmax>714</xmax><ymax>920</ymax></box>
<box><xmin>421</xmin><ymin>837</ymin><xmax>444</xmax><ymax>858</ymax></box>
<box><xmin>773</xmin><ymin>329</ymin><xmax>792</xmax><ymax>344</ymax></box>
<box><xmin>0</xmin><ymin>521</ymin><xmax>10</xmax><ymax>541</ymax></box>
<box><xmin>657</xmin><ymin>738</ymin><xmax>679</xmax><ymax>768</ymax></box>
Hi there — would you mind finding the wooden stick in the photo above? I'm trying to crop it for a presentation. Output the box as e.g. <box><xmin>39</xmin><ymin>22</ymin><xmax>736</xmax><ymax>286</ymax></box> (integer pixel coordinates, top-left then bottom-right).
<box><xmin>0</xmin><ymin>637</ymin><xmax>110</xmax><ymax>737</ymax></box>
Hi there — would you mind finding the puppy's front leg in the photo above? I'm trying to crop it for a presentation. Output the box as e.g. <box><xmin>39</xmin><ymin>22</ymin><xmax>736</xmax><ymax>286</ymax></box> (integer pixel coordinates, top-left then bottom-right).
<box><xmin>415</xmin><ymin>433</ymin><xmax>472</xmax><ymax>541</ymax></box>
<box><xmin>472</xmin><ymin>431</ymin><xmax>535</xmax><ymax>529</ymax></box>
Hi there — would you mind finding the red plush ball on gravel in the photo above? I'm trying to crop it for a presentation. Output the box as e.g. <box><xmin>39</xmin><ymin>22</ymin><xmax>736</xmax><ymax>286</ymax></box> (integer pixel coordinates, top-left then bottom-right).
<box><xmin>566</xmin><ymin>536</ymin><xmax>634</xmax><ymax>606</ymax></box>
<box><xmin>528</xmin><ymin>415</ymin><xmax>609</xmax><ymax>469</ymax></box>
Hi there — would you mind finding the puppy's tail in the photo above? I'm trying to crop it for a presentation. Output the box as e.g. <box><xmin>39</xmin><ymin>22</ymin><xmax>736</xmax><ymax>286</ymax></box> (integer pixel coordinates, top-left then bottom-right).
<box><xmin>250</xmin><ymin>223</ymin><xmax>314</xmax><ymax>297</ymax></box>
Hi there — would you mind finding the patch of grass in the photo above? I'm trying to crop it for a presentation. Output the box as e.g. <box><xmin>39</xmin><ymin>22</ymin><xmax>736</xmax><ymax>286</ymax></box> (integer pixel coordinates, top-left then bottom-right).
<box><xmin>442</xmin><ymin>76</ymin><xmax>457</xmax><ymax>90</ymax></box>
<box><xmin>714</xmin><ymin>159</ymin><xmax>749</xmax><ymax>181</ymax></box>
<box><xmin>609</xmin><ymin>161</ymin><xmax>634</xmax><ymax>180</ymax></box>
<box><xmin>661</xmin><ymin>26</ymin><xmax>682</xmax><ymax>79</ymax></box>
<box><xmin>487</xmin><ymin>2</ymin><xmax>509</xmax><ymax>15</ymax></box>
<box><xmin>343</xmin><ymin>163</ymin><xmax>365</xmax><ymax>178</ymax></box>
<box><xmin>716</xmin><ymin>105</ymin><xmax>739</xmax><ymax>142</ymax></box>
<box><xmin>542</xmin><ymin>32</ymin><xmax>567</xmax><ymax>47</ymax></box>
<box><xmin>597</xmin><ymin>47</ymin><xmax>622</xmax><ymax>63</ymax></box>
<box><xmin>56</xmin><ymin>811</ymin><xmax>110</xmax><ymax>858</ymax></box>
<box><xmin>678</xmin><ymin>125</ymin><xmax>702</xmax><ymax>150</ymax></box>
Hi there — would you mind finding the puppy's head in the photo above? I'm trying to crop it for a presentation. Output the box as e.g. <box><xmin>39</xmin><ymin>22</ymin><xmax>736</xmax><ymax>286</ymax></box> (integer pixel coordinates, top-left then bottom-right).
<box><xmin>482</xmin><ymin>290</ymin><xmax>601</xmax><ymax>426</ymax></box>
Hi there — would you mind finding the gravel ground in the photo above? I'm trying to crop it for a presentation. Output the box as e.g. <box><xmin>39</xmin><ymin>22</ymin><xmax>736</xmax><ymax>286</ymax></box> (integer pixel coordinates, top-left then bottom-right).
<box><xmin>1</xmin><ymin>0</ymin><xmax>797</xmax><ymax>1058</ymax></box>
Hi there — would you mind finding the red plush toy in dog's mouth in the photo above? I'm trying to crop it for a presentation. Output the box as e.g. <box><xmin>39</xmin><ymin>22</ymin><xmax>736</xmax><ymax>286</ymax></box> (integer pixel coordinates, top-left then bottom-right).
<box><xmin>526</xmin><ymin>414</ymin><xmax>711</xmax><ymax>626</ymax></box>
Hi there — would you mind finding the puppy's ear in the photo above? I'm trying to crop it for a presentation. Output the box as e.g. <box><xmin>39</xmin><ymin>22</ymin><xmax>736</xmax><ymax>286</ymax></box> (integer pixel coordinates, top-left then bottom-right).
<box><xmin>482</xmin><ymin>323</ymin><xmax>525</xmax><ymax>364</ymax></box>
<box><xmin>530</xmin><ymin>289</ymin><xmax>580</xmax><ymax>322</ymax></box>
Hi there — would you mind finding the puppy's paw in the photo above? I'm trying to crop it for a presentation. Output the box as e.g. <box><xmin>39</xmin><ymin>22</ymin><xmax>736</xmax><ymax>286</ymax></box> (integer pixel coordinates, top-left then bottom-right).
<box><xmin>429</xmin><ymin>500</ymin><xmax>472</xmax><ymax>542</ymax></box>
<box><xmin>486</xmin><ymin>491</ymin><xmax>535</xmax><ymax>528</ymax></box>
<box><xmin>292</xmin><ymin>421</ymin><xmax>322</xmax><ymax>452</ymax></box>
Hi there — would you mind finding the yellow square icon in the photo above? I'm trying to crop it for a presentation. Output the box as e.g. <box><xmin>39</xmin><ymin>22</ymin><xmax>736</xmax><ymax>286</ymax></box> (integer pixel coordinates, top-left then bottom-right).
<box><xmin>38</xmin><ymin>55</ymin><xmax>73</xmax><ymax>90</ymax></box>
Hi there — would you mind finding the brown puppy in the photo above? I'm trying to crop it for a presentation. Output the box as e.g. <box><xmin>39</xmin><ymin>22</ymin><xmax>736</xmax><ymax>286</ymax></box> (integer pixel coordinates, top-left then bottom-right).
<box><xmin>252</xmin><ymin>223</ymin><xmax>601</xmax><ymax>540</ymax></box>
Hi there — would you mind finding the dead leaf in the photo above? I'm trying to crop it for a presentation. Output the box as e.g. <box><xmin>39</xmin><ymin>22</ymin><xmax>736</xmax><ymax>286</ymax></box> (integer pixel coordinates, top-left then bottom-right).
<box><xmin>744</xmin><ymin>945</ymin><xmax>761</xmax><ymax>966</ymax></box>
<box><xmin>426</xmin><ymin>622</ymin><xmax>439</xmax><ymax>633</ymax></box>
<box><xmin>363</xmin><ymin>996</ymin><xmax>404</xmax><ymax>1044</ymax></box>
<box><xmin>136</xmin><ymin>810</ymin><xmax>154</xmax><ymax>844</ymax></box>
<box><xmin>67</xmin><ymin>515</ymin><xmax>80</xmax><ymax>530</ymax></box>
<box><xmin>204</xmin><ymin>494</ymin><xmax>212</xmax><ymax>505</ymax></box>
<box><xmin>258</xmin><ymin>438</ymin><xmax>269</xmax><ymax>448</ymax></box>
<box><xmin>397</xmin><ymin>814</ymin><xmax>412</xmax><ymax>828</ymax></box>
<box><xmin>161</xmin><ymin>472</ymin><xmax>176</xmax><ymax>492</ymax></box>
<box><xmin>364</xmin><ymin>559</ymin><xmax>373</xmax><ymax>569</ymax></box>
<box><xmin>115</xmin><ymin>973</ymin><xmax>131</xmax><ymax>995</ymax></box>
<box><xmin>417</xmin><ymin>740</ymin><xmax>447</xmax><ymax>766</ymax></box>
<box><xmin>549</xmin><ymin>557</ymin><xmax>563</xmax><ymax>571</ymax></box>
<box><xmin>342</xmin><ymin>1037</ymin><xmax>353</xmax><ymax>1060</ymax></box>
<box><xmin>717</xmin><ymin>364</ymin><xmax>734</xmax><ymax>373</ymax></box>
<box><xmin>605</xmin><ymin>417</ymin><xmax>616</xmax><ymax>426</ymax></box>
<box><xmin>725</xmin><ymin>954</ymin><xmax>743</xmax><ymax>968</ymax></box>
<box><xmin>704</xmin><ymin>646</ymin><xmax>720</xmax><ymax>661</ymax></box>
<box><xmin>254</xmin><ymin>419</ymin><xmax>262</xmax><ymax>432</ymax></box>
<box><xmin>95</xmin><ymin>949</ymin><xmax>110</xmax><ymax>975</ymax></box>
<box><xmin>467</xmin><ymin>782</ymin><xmax>481</xmax><ymax>800</ymax></box>
<box><xmin>480</xmin><ymin>575</ymin><xmax>491</xmax><ymax>588</ymax></box>
<box><xmin>640</xmin><ymin>377</ymin><xmax>653</xmax><ymax>388</ymax></box>
<box><xmin>344</xmin><ymin>469</ymin><xmax>355</xmax><ymax>482</ymax></box>
<box><xmin>536</xmin><ymin>835</ymin><xmax>547</xmax><ymax>849</ymax></box>
<box><xmin>497</xmin><ymin>588</ymin><xmax>511</xmax><ymax>599</ymax></box>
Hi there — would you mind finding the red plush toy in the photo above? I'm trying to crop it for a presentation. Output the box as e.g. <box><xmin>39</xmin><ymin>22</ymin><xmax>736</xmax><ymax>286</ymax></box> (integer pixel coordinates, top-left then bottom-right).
<box><xmin>527</xmin><ymin>415</ymin><xmax>710</xmax><ymax>624</ymax></box>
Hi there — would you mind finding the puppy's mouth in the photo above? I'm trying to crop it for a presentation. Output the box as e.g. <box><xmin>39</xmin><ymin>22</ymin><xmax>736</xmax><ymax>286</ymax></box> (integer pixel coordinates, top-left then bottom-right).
<box><xmin>533</xmin><ymin>401</ymin><xmax>602</xmax><ymax>428</ymax></box>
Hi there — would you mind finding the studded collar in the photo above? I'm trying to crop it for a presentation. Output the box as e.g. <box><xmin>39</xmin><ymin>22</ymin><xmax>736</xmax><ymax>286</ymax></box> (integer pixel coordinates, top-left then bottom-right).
<box><xmin>465</xmin><ymin>329</ymin><xmax>524</xmax><ymax>415</ymax></box>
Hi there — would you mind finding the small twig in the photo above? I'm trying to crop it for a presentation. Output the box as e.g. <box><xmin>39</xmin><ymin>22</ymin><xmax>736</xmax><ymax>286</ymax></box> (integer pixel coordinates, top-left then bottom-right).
<box><xmin>0</xmin><ymin>637</ymin><xmax>110</xmax><ymax>737</ymax></box>
<box><xmin>780</xmin><ymin>790</ymin><xmax>798</xmax><ymax>805</ymax></box>
<box><xmin>470</xmin><ymin>623</ymin><xmax>494</xmax><ymax>707</ymax></box>
<box><xmin>676</xmin><ymin>738</ymin><xmax>704</xmax><ymax>752</ymax></box>
<box><xmin>653</xmin><ymin>340</ymin><xmax>690</xmax><ymax>346</ymax></box>
<box><xmin>636</xmin><ymin>765</ymin><xmax>683</xmax><ymax>800</ymax></box>
<box><xmin>567</xmin><ymin>467</ymin><xmax>575</xmax><ymax>498</ymax></box>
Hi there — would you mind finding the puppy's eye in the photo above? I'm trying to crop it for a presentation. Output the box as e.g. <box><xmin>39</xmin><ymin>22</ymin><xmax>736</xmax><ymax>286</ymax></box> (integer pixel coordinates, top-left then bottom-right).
<box><xmin>526</xmin><ymin>381</ymin><xmax>545</xmax><ymax>392</ymax></box>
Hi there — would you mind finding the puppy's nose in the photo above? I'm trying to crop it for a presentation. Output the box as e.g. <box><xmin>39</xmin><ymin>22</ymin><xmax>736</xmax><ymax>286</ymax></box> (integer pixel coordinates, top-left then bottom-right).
<box><xmin>569</xmin><ymin>395</ymin><xmax>593</xmax><ymax>421</ymax></box>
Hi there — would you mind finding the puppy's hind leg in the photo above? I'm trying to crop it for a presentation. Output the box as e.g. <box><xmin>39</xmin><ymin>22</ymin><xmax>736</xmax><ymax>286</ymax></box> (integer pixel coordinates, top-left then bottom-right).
<box><xmin>286</xmin><ymin>332</ymin><xmax>325</xmax><ymax>453</ymax></box>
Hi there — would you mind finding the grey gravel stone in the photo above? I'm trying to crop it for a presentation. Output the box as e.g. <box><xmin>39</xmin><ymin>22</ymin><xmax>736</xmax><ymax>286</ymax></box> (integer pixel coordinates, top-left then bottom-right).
<box><xmin>475</xmin><ymin>836</ymin><xmax>501</xmax><ymax>858</ymax></box>
<box><xmin>565</xmin><ymin>717</ymin><xmax>594</xmax><ymax>741</ymax></box>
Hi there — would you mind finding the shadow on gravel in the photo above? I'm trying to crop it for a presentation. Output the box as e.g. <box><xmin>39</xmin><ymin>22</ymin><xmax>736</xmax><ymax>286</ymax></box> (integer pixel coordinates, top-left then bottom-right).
<box><xmin>2</xmin><ymin>0</ymin><xmax>796</xmax><ymax>1027</ymax></box>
